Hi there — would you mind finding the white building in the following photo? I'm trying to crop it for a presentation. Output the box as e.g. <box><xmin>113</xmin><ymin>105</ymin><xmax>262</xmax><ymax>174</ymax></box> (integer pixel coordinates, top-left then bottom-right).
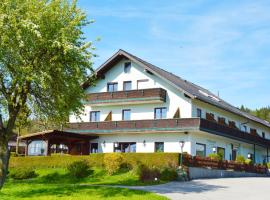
<box><xmin>68</xmin><ymin>49</ymin><xmax>270</xmax><ymax>163</ymax></box>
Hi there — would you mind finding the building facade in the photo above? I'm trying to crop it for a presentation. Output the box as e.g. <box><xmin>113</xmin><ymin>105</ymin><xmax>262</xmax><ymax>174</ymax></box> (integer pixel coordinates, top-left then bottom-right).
<box><xmin>67</xmin><ymin>49</ymin><xmax>270</xmax><ymax>163</ymax></box>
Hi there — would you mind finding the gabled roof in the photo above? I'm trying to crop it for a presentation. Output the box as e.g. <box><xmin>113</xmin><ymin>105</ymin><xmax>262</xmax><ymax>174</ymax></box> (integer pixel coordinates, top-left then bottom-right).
<box><xmin>84</xmin><ymin>49</ymin><xmax>270</xmax><ymax>129</ymax></box>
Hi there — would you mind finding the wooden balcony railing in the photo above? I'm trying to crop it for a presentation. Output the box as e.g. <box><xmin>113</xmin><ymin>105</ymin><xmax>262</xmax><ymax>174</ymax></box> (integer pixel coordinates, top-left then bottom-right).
<box><xmin>66</xmin><ymin>118</ymin><xmax>200</xmax><ymax>132</ymax></box>
<box><xmin>200</xmin><ymin>119</ymin><xmax>270</xmax><ymax>147</ymax></box>
<box><xmin>66</xmin><ymin>118</ymin><xmax>270</xmax><ymax>147</ymax></box>
<box><xmin>85</xmin><ymin>88</ymin><xmax>167</xmax><ymax>105</ymax></box>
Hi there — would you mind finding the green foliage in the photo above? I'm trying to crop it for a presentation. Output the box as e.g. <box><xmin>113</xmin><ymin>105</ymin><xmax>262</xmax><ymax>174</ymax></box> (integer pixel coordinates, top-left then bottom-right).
<box><xmin>9</xmin><ymin>168</ymin><xmax>37</xmax><ymax>180</ymax></box>
<box><xmin>160</xmin><ymin>168</ymin><xmax>177</xmax><ymax>181</ymax></box>
<box><xmin>9</xmin><ymin>153</ymin><xmax>179</xmax><ymax>170</ymax></box>
<box><xmin>0</xmin><ymin>0</ymin><xmax>96</xmax><ymax>132</ymax></box>
<box><xmin>137</xmin><ymin>165</ymin><xmax>161</xmax><ymax>183</ymax></box>
<box><xmin>240</xmin><ymin>105</ymin><xmax>270</xmax><ymax>122</ymax></box>
<box><xmin>208</xmin><ymin>153</ymin><xmax>223</xmax><ymax>161</ymax></box>
<box><xmin>235</xmin><ymin>155</ymin><xmax>246</xmax><ymax>164</ymax></box>
<box><xmin>103</xmin><ymin>153</ymin><xmax>124</xmax><ymax>175</ymax></box>
<box><xmin>267</xmin><ymin>163</ymin><xmax>270</xmax><ymax>169</ymax></box>
<box><xmin>245</xmin><ymin>159</ymin><xmax>253</xmax><ymax>165</ymax></box>
<box><xmin>67</xmin><ymin>160</ymin><xmax>91</xmax><ymax>178</ymax></box>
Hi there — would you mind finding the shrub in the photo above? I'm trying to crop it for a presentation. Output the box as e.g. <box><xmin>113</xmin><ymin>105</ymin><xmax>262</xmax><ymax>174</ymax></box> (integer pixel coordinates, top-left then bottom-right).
<box><xmin>103</xmin><ymin>153</ymin><xmax>124</xmax><ymax>175</ymax></box>
<box><xmin>67</xmin><ymin>160</ymin><xmax>91</xmax><ymax>178</ymax></box>
<box><xmin>9</xmin><ymin>153</ymin><xmax>179</xmax><ymax>169</ymax></box>
<box><xmin>208</xmin><ymin>153</ymin><xmax>223</xmax><ymax>161</ymax></box>
<box><xmin>267</xmin><ymin>163</ymin><xmax>270</xmax><ymax>169</ymax></box>
<box><xmin>160</xmin><ymin>167</ymin><xmax>177</xmax><ymax>181</ymax></box>
<box><xmin>235</xmin><ymin>155</ymin><xmax>245</xmax><ymax>164</ymax></box>
<box><xmin>137</xmin><ymin>164</ymin><xmax>161</xmax><ymax>183</ymax></box>
<box><xmin>245</xmin><ymin>159</ymin><xmax>253</xmax><ymax>165</ymax></box>
<box><xmin>10</xmin><ymin>168</ymin><xmax>37</xmax><ymax>180</ymax></box>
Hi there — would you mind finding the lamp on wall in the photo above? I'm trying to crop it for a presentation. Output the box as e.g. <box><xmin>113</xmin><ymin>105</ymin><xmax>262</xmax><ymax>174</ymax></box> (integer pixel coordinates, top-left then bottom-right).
<box><xmin>143</xmin><ymin>140</ymin><xmax>146</xmax><ymax>147</ymax></box>
<box><xmin>103</xmin><ymin>141</ymin><xmax>106</xmax><ymax>147</ymax></box>
<box><xmin>212</xmin><ymin>147</ymin><xmax>217</xmax><ymax>153</ymax></box>
<box><xmin>179</xmin><ymin>141</ymin><xmax>185</xmax><ymax>167</ymax></box>
<box><xmin>248</xmin><ymin>153</ymin><xmax>251</xmax><ymax>159</ymax></box>
<box><xmin>114</xmin><ymin>142</ymin><xmax>119</xmax><ymax>148</ymax></box>
<box><xmin>179</xmin><ymin>141</ymin><xmax>185</xmax><ymax>149</ymax></box>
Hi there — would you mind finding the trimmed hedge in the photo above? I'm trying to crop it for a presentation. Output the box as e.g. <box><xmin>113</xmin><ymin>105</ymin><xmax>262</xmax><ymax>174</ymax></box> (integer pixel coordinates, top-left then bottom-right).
<box><xmin>9</xmin><ymin>153</ymin><xmax>179</xmax><ymax>169</ymax></box>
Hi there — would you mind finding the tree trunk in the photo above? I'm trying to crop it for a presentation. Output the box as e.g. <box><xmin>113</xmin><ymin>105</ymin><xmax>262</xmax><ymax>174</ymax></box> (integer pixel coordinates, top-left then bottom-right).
<box><xmin>0</xmin><ymin>134</ymin><xmax>10</xmax><ymax>189</ymax></box>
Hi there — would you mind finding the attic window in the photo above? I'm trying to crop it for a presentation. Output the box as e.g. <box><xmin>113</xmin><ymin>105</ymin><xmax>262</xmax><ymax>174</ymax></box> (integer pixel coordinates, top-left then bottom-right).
<box><xmin>199</xmin><ymin>90</ymin><xmax>220</xmax><ymax>102</ymax></box>
<box><xmin>124</xmin><ymin>62</ymin><xmax>131</xmax><ymax>73</ymax></box>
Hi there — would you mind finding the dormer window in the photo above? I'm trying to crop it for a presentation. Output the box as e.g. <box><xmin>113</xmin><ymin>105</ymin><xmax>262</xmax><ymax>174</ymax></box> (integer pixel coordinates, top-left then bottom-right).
<box><xmin>124</xmin><ymin>62</ymin><xmax>131</xmax><ymax>73</ymax></box>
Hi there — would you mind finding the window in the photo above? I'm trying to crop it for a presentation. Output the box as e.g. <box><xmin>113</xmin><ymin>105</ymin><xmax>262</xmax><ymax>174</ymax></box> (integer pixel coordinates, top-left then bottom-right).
<box><xmin>196</xmin><ymin>143</ymin><xmax>206</xmax><ymax>157</ymax></box>
<box><xmin>217</xmin><ymin>147</ymin><xmax>225</xmax><ymax>159</ymax></box>
<box><xmin>90</xmin><ymin>111</ymin><xmax>100</xmax><ymax>122</ymax></box>
<box><xmin>123</xmin><ymin>81</ymin><xmax>132</xmax><ymax>91</ymax></box>
<box><xmin>196</xmin><ymin>108</ymin><xmax>202</xmax><ymax>118</ymax></box>
<box><xmin>262</xmin><ymin>132</ymin><xmax>265</xmax><ymax>138</ymax></box>
<box><xmin>114</xmin><ymin>142</ymin><xmax>136</xmax><ymax>153</ymax></box>
<box><xmin>154</xmin><ymin>107</ymin><xmax>167</xmax><ymax>119</ymax></box>
<box><xmin>124</xmin><ymin>62</ymin><xmax>131</xmax><ymax>73</ymax></box>
<box><xmin>122</xmin><ymin>109</ymin><xmax>131</xmax><ymax>120</ymax></box>
<box><xmin>137</xmin><ymin>79</ymin><xmax>149</xmax><ymax>89</ymax></box>
<box><xmin>242</xmin><ymin>125</ymin><xmax>247</xmax><ymax>132</ymax></box>
<box><xmin>107</xmin><ymin>82</ymin><xmax>118</xmax><ymax>92</ymax></box>
<box><xmin>155</xmin><ymin>142</ymin><xmax>164</xmax><ymax>152</ymax></box>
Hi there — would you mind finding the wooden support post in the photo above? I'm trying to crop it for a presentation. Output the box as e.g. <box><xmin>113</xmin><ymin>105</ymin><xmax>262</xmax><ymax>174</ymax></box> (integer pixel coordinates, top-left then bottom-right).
<box><xmin>267</xmin><ymin>148</ymin><xmax>269</xmax><ymax>163</ymax></box>
<box><xmin>25</xmin><ymin>140</ymin><xmax>29</xmax><ymax>156</ymax></box>
<box><xmin>45</xmin><ymin>139</ymin><xmax>51</xmax><ymax>156</ymax></box>
<box><xmin>253</xmin><ymin>144</ymin><xmax>256</xmax><ymax>163</ymax></box>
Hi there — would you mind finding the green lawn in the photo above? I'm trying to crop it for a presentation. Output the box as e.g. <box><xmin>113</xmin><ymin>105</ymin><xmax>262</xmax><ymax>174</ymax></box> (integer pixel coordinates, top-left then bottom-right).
<box><xmin>0</xmin><ymin>168</ymin><xmax>168</xmax><ymax>200</ymax></box>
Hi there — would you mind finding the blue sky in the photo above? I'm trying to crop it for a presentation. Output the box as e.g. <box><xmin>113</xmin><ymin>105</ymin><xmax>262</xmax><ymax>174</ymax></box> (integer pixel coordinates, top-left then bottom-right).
<box><xmin>78</xmin><ymin>0</ymin><xmax>270</xmax><ymax>109</ymax></box>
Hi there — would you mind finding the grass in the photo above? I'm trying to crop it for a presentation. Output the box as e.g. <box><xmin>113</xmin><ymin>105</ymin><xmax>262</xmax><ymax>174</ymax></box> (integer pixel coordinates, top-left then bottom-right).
<box><xmin>0</xmin><ymin>168</ymin><xmax>168</xmax><ymax>200</ymax></box>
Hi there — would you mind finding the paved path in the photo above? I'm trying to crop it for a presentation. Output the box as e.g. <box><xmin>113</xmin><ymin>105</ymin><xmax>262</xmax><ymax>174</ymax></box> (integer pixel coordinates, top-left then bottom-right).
<box><xmin>124</xmin><ymin>177</ymin><xmax>270</xmax><ymax>200</ymax></box>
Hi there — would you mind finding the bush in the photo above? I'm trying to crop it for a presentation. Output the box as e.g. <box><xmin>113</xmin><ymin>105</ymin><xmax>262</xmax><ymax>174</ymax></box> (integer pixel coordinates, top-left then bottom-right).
<box><xmin>137</xmin><ymin>164</ymin><xmax>161</xmax><ymax>183</ymax></box>
<box><xmin>9</xmin><ymin>153</ymin><xmax>179</xmax><ymax>169</ymax></box>
<box><xmin>103</xmin><ymin>153</ymin><xmax>124</xmax><ymax>175</ymax></box>
<box><xmin>208</xmin><ymin>153</ymin><xmax>223</xmax><ymax>161</ymax></box>
<box><xmin>10</xmin><ymin>168</ymin><xmax>37</xmax><ymax>180</ymax></box>
<box><xmin>160</xmin><ymin>167</ymin><xmax>177</xmax><ymax>181</ymax></box>
<box><xmin>245</xmin><ymin>159</ymin><xmax>253</xmax><ymax>165</ymax></box>
<box><xmin>267</xmin><ymin>163</ymin><xmax>270</xmax><ymax>169</ymax></box>
<box><xmin>67</xmin><ymin>160</ymin><xmax>91</xmax><ymax>178</ymax></box>
<box><xmin>235</xmin><ymin>155</ymin><xmax>245</xmax><ymax>164</ymax></box>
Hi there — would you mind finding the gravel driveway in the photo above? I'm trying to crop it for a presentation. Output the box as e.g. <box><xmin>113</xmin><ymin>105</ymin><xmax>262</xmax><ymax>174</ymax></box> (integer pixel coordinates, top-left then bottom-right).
<box><xmin>125</xmin><ymin>177</ymin><xmax>270</xmax><ymax>200</ymax></box>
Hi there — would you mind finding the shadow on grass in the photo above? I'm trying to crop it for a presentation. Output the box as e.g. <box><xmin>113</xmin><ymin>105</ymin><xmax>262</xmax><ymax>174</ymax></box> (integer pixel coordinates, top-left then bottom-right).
<box><xmin>7</xmin><ymin>185</ymin><xmax>153</xmax><ymax>199</ymax></box>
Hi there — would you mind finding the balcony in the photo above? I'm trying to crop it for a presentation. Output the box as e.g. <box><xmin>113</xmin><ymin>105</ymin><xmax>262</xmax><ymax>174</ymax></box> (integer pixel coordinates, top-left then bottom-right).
<box><xmin>199</xmin><ymin>119</ymin><xmax>270</xmax><ymax>147</ymax></box>
<box><xmin>66</xmin><ymin>118</ymin><xmax>270</xmax><ymax>147</ymax></box>
<box><xmin>85</xmin><ymin>88</ymin><xmax>167</xmax><ymax>106</ymax></box>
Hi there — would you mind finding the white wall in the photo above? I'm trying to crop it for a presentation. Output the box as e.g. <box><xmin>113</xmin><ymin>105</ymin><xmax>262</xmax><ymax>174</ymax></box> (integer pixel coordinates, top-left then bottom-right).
<box><xmin>91</xmin><ymin>132</ymin><xmax>191</xmax><ymax>154</ymax></box>
<box><xmin>190</xmin><ymin>131</ymin><xmax>267</xmax><ymax>163</ymax></box>
<box><xmin>89</xmin><ymin>131</ymin><xmax>268</xmax><ymax>163</ymax></box>
<box><xmin>70</xmin><ymin>59</ymin><xmax>192</xmax><ymax>122</ymax></box>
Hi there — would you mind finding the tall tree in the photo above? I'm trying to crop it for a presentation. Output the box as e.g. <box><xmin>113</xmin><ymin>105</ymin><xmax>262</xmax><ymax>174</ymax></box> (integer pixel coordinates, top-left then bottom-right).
<box><xmin>0</xmin><ymin>0</ymin><xmax>95</xmax><ymax>188</ymax></box>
